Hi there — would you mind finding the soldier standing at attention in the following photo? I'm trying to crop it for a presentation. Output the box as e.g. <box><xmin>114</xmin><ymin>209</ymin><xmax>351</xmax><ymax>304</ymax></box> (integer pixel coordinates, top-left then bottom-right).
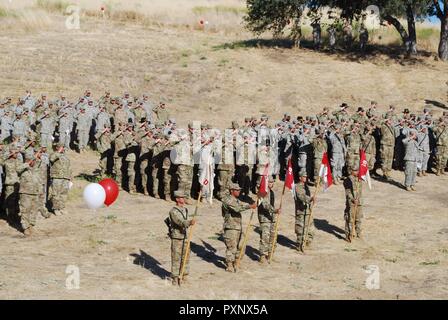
<box><xmin>344</xmin><ymin>166</ymin><xmax>363</xmax><ymax>241</ymax></box>
<box><xmin>403</xmin><ymin>130</ymin><xmax>419</xmax><ymax>191</ymax></box>
<box><xmin>221</xmin><ymin>183</ymin><xmax>257</xmax><ymax>272</ymax></box>
<box><xmin>18</xmin><ymin>153</ymin><xmax>40</xmax><ymax>236</ymax></box>
<box><xmin>294</xmin><ymin>169</ymin><xmax>314</xmax><ymax>252</ymax></box>
<box><xmin>49</xmin><ymin>143</ymin><xmax>72</xmax><ymax>216</ymax></box>
<box><xmin>380</xmin><ymin>116</ymin><xmax>397</xmax><ymax>179</ymax></box>
<box><xmin>95</xmin><ymin>127</ymin><xmax>113</xmax><ymax>178</ymax></box>
<box><xmin>168</xmin><ymin>190</ymin><xmax>196</xmax><ymax>286</ymax></box>
<box><xmin>257</xmin><ymin>178</ymin><xmax>279</xmax><ymax>263</ymax></box>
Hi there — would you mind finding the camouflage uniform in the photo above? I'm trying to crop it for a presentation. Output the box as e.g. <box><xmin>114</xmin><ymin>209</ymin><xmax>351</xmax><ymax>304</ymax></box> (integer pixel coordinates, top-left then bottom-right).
<box><xmin>138</xmin><ymin>132</ymin><xmax>154</xmax><ymax>195</ymax></box>
<box><xmin>19</xmin><ymin>162</ymin><xmax>40</xmax><ymax>232</ymax></box>
<box><xmin>35</xmin><ymin>152</ymin><xmax>51</xmax><ymax>218</ymax></box>
<box><xmin>312</xmin><ymin>133</ymin><xmax>327</xmax><ymax>182</ymax></box>
<box><xmin>380</xmin><ymin>120</ymin><xmax>397</xmax><ymax>177</ymax></box>
<box><xmin>403</xmin><ymin>134</ymin><xmax>419</xmax><ymax>189</ymax></box>
<box><xmin>3</xmin><ymin>153</ymin><xmax>25</xmax><ymax>219</ymax></box>
<box><xmin>49</xmin><ymin>148</ymin><xmax>72</xmax><ymax>215</ymax></box>
<box><xmin>221</xmin><ymin>189</ymin><xmax>252</xmax><ymax>269</ymax></box>
<box><xmin>150</xmin><ymin>136</ymin><xmax>163</xmax><ymax>198</ymax></box>
<box><xmin>294</xmin><ymin>180</ymin><xmax>313</xmax><ymax>250</ymax></box>
<box><xmin>112</xmin><ymin>129</ymin><xmax>126</xmax><ymax>186</ymax></box>
<box><xmin>257</xmin><ymin>189</ymin><xmax>276</xmax><ymax>259</ymax></box>
<box><xmin>344</xmin><ymin>174</ymin><xmax>363</xmax><ymax>239</ymax></box>
<box><xmin>345</xmin><ymin>130</ymin><xmax>362</xmax><ymax>170</ymax></box>
<box><xmin>76</xmin><ymin>110</ymin><xmax>91</xmax><ymax>152</ymax></box>
<box><xmin>95</xmin><ymin>129</ymin><xmax>113</xmax><ymax>177</ymax></box>
<box><xmin>434</xmin><ymin>122</ymin><xmax>448</xmax><ymax>175</ymax></box>
<box><xmin>124</xmin><ymin>129</ymin><xmax>138</xmax><ymax>193</ymax></box>
<box><xmin>168</xmin><ymin>202</ymin><xmax>194</xmax><ymax>280</ymax></box>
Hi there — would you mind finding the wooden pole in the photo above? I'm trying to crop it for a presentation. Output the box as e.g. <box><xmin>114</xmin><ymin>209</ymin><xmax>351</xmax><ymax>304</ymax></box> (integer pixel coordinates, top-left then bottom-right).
<box><xmin>235</xmin><ymin>198</ymin><xmax>258</xmax><ymax>269</ymax></box>
<box><xmin>179</xmin><ymin>190</ymin><xmax>201</xmax><ymax>281</ymax></box>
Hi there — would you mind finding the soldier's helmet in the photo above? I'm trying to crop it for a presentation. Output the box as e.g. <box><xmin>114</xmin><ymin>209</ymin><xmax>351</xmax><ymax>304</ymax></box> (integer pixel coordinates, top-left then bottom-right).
<box><xmin>299</xmin><ymin>169</ymin><xmax>307</xmax><ymax>178</ymax></box>
<box><xmin>173</xmin><ymin>190</ymin><xmax>186</xmax><ymax>198</ymax></box>
<box><xmin>231</xmin><ymin>121</ymin><xmax>239</xmax><ymax>129</ymax></box>
<box><xmin>229</xmin><ymin>182</ymin><xmax>242</xmax><ymax>191</ymax></box>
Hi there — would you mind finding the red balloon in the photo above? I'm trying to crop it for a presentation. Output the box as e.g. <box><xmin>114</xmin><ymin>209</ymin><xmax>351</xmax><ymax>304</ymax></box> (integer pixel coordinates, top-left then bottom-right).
<box><xmin>98</xmin><ymin>178</ymin><xmax>119</xmax><ymax>207</ymax></box>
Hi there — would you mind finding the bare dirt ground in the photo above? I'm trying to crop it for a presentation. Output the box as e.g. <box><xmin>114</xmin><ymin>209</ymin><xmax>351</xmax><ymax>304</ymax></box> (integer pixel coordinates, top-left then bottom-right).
<box><xmin>1</xmin><ymin>14</ymin><xmax>448</xmax><ymax>300</ymax></box>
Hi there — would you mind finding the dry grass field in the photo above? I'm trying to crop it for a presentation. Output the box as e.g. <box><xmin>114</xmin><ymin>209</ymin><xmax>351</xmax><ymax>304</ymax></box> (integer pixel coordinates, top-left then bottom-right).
<box><xmin>0</xmin><ymin>0</ymin><xmax>448</xmax><ymax>299</ymax></box>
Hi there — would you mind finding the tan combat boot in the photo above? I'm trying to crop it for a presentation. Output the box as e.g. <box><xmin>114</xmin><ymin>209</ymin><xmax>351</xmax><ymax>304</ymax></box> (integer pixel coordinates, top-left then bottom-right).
<box><xmin>411</xmin><ymin>186</ymin><xmax>417</xmax><ymax>191</ymax></box>
<box><xmin>225</xmin><ymin>261</ymin><xmax>234</xmax><ymax>273</ymax></box>
<box><xmin>259</xmin><ymin>255</ymin><xmax>266</xmax><ymax>264</ymax></box>
<box><xmin>417</xmin><ymin>172</ymin><xmax>422</xmax><ymax>177</ymax></box>
<box><xmin>171</xmin><ymin>276</ymin><xmax>180</xmax><ymax>286</ymax></box>
<box><xmin>422</xmin><ymin>171</ymin><xmax>427</xmax><ymax>176</ymax></box>
<box><xmin>23</xmin><ymin>227</ymin><xmax>33</xmax><ymax>237</ymax></box>
<box><xmin>406</xmin><ymin>186</ymin><xmax>412</xmax><ymax>192</ymax></box>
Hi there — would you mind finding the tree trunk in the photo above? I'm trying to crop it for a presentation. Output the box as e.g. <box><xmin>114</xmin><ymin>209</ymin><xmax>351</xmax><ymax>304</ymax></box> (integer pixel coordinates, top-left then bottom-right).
<box><xmin>405</xmin><ymin>4</ymin><xmax>417</xmax><ymax>56</ymax></box>
<box><xmin>384</xmin><ymin>15</ymin><xmax>409</xmax><ymax>44</ymax></box>
<box><xmin>438</xmin><ymin>14</ymin><xmax>448</xmax><ymax>61</ymax></box>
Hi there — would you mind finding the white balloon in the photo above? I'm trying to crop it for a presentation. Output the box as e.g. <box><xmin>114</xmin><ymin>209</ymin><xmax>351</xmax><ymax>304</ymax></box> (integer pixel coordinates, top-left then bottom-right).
<box><xmin>83</xmin><ymin>183</ymin><xmax>106</xmax><ymax>210</ymax></box>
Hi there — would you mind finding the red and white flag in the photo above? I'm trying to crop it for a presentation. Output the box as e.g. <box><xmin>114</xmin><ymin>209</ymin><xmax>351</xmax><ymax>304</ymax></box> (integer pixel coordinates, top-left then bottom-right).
<box><xmin>285</xmin><ymin>158</ymin><xmax>295</xmax><ymax>197</ymax></box>
<box><xmin>258</xmin><ymin>164</ymin><xmax>269</xmax><ymax>198</ymax></box>
<box><xmin>319</xmin><ymin>152</ymin><xmax>333</xmax><ymax>191</ymax></box>
<box><xmin>358</xmin><ymin>150</ymin><xmax>372</xmax><ymax>190</ymax></box>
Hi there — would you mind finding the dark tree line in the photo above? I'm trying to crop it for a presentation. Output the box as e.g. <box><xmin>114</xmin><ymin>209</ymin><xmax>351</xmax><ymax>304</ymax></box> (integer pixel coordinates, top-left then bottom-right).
<box><xmin>244</xmin><ymin>0</ymin><xmax>448</xmax><ymax>61</ymax></box>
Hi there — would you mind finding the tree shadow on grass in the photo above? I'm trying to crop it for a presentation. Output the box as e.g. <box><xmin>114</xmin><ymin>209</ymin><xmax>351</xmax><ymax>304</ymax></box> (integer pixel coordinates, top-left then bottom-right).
<box><xmin>213</xmin><ymin>38</ymin><xmax>435</xmax><ymax>66</ymax></box>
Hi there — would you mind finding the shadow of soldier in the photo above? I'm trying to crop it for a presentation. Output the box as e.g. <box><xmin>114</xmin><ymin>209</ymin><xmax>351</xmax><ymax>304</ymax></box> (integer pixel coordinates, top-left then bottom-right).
<box><xmin>276</xmin><ymin>234</ymin><xmax>297</xmax><ymax>250</ymax></box>
<box><xmin>190</xmin><ymin>240</ymin><xmax>226</xmax><ymax>269</ymax></box>
<box><xmin>129</xmin><ymin>249</ymin><xmax>170</xmax><ymax>280</ymax></box>
<box><xmin>314</xmin><ymin>218</ymin><xmax>345</xmax><ymax>240</ymax></box>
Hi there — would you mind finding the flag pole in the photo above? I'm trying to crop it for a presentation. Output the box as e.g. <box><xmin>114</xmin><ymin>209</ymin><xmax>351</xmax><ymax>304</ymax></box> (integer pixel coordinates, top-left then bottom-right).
<box><xmin>235</xmin><ymin>163</ymin><xmax>269</xmax><ymax>268</ymax></box>
<box><xmin>179</xmin><ymin>190</ymin><xmax>202</xmax><ymax>282</ymax></box>
<box><xmin>268</xmin><ymin>182</ymin><xmax>286</xmax><ymax>263</ymax></box>
<box><xmin>235</xmin><ymin>199</ymin><xmax>257</xmax><ymax>269</ymax></box>
<box><xmin>301</xmin><ymin>176</ymin><xmax>321</xmax><ymax>252</ymax></box>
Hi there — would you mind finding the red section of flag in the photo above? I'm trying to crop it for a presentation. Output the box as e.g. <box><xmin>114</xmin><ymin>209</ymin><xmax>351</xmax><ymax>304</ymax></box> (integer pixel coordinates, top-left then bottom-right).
<box><xmin>358</xmin><ymin>149</ymin><xmax>372</xmax><ymax>189</ymax></box>
<box><xmin>319</xmin><ymin>152</ymin><xmax>333</xmax><ymax>190</ymax></box>
<box><xmin>285</xmin><ymin>158</ymin><xmax>294</xmax><ymax>190</ymax></box>
<box><xmin>258</xmin><ymin>164</ymin><xmax>269</xmax><ymax>197</ymax></box>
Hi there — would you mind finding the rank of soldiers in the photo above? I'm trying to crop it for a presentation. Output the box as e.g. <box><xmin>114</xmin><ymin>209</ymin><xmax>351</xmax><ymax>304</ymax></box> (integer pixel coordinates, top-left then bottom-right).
<box><xmin>1</xmin><ymin>91</ymin><xmax>447</xmax><ymax>285</ymax></box>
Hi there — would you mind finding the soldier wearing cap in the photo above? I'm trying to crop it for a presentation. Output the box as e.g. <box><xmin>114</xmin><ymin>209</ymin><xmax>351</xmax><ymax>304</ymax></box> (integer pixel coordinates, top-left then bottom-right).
<box><xmin>49</xmin><ymin>143</ymin><xmax>72</xmax><ymax>216</ymax></box>
<box><xmin>328</xmin><ymin>124</ymin><xmax>346</xmax><ymax>184</ymax></box>
<box><xmin>2</xmin><ymin>148</ymin><xmax>26</xmax><ymax>220</ymax></box>
<box><xmin>221</xmin><ymin>183</ymin><xmax>257</xmax><ymax>272</ymax></box>
<box><xmin>433</xmin><ymin>118</ymin><xmax>448</xmax><ymax>175</ymax></box>
<box><xmin>154</xmin><ymin>100</ymin><xmax>169</xmax><ymax>124</ymax></box>
<box><xmin>35</xmin><ymin>145</ymin><xmax>51</xmax><ymax>219</ymax></box>
<box><xmin>346</xmin><ymin>123</ymin><xmax>362</xmax><ymax>170</ymax></box>
<box><xmin>137</xmin><ymin>127</ymin><xmax>155</xmax><ymax>195</ymax></box>
<box><xmin>124</xmin><ymin>125</ymin><xmax>139</xmax><ymax>194</ymax></box>
<box><xmin>76</xmin><ymin>106</ymin><xmax>91</xmax><ymax>153</ymax></box>
<box><xmin>18</xmin><ymin>152</ymin><xmax>40</xmax><ymax>236</ymax></box>
<box><xmin>216</xmin><ymin>123</ymin><xmax>236</xmax><ymax>200</ymax></box>
<box><xmin>95</xmin><ymin>127</ymin><xmax>113</xmax><ymax>177</ymax></box>
<box><xmin>402</xmin><ymin>130</ymin><xmax>419</xmax><ymax>191</ymax></box>
<box><xmin>257</xmin><ymin>177</ymin><xmax>279</xmax><ymax>263</ymax></box>
<box><xmin>343</xmin><ymin>165</ymin><xmax>363</xmax><ymax>241</ymax></box>
<box><xmin>168</xmin><ymin>190</ymin><xmax>196</xmax><ymax>285</ymax></box>
<box><xmin>380</xmin><ymin>115</ymin><xmax>399</xmax><ymax>179</ymax></box>
<box><xmin>58</xmin><ymin>110</ymin><xmax>73</xmax><ymax>149</ymax></box>
<box><xmin>294</xmin><ymin>169</ymin><xmax>314</xmax><ymax>252</ymax></box>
